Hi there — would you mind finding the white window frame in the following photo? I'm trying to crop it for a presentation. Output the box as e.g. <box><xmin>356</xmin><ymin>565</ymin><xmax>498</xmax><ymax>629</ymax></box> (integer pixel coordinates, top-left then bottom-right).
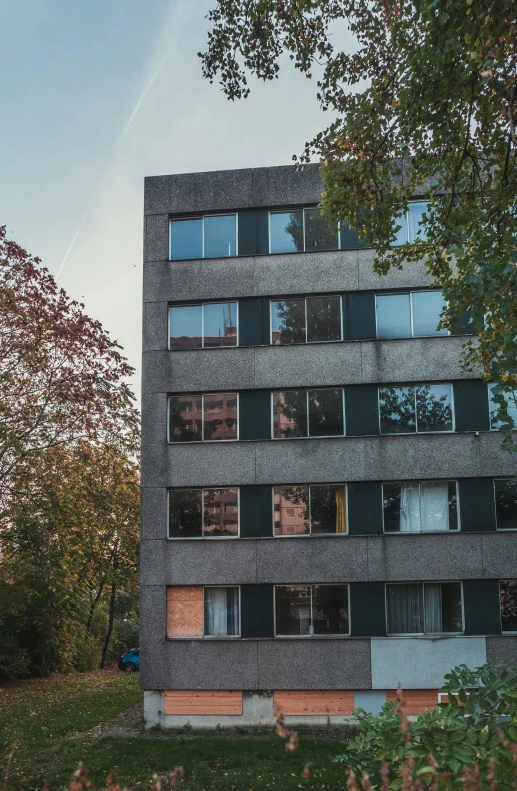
<box><xmin>385</xmin><ymin>581</ymin><xmax>465</xmax><ymax>637</ymax></box>
<box><xmin>271</xmin><ymin>388</ymin><xmax>346</xmax><ymax>439</ymax></box>
<box><xmin>269</xmin><ymin>295</ymin><xmax>344</xmax><ymax>345</ymax></box>
<box><xmin>499</xmin><ymin>579</ymin><xmax>517</xmax><ymax>635</ymax></box>
<box><xmin>169</xmin><ymin>213</ymin><xmax>238</xmax><ymax>261</ymax></box>
<box><xmin>377</xmin><ymin>383</ymin><xmax>456</xmax><ymax>436</ymax></box>
<box><xmin>493</xmin><ymin>479</ymin><xmax>517</xmax><ymax>531</ymax></box>
<box><xmin>168</xmin><ymin>392</ymin><xmax>239</xmax><ymax>443</ymax></box>
<box><xmin>272</xmin><ymin>483</ymin><xmax>349</xmax><ymax>537</ymax></box>
<box><xmin>202</xmin><ymin>585</ymin><xmax>241</xmax><ymax>638</ymax></box>
<box><xmin>168</xmin><ymin>301</ymin><xmax>239</xmax><ymax>351</ymax></box>
<box><xmin>273</xmin><ymin>583</ymin><xmax>351</xmax><ymax>637</ymax></box>
<box><xmin>167</xmin><ymin>487</ymin><xmax>240</xmax><ymax>540</ymax></box>
<box><xmin>381</xmin><ymin>480</ymin><xmax>460</xmax><ymax>534</ymax></box>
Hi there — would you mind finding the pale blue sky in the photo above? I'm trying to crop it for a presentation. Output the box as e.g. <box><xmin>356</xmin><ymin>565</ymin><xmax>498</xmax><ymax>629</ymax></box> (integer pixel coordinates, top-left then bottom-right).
<box><xmin>0</xmin><ymin>1</ymin><xmax>348</xmax><ymax>397</ymax></box>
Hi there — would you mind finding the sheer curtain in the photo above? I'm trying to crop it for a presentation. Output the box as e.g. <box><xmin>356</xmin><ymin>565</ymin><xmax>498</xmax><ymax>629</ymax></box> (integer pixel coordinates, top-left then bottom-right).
<box><xmin>400</xmin><ymin>484</ymin><xmax>421</xmax><ymax>531</ymax></box>
<box><xmin>400</xmin><ymin>482</ymin><xmax>450</xmax><ymax>531</ymax></box>
<box><xmin>204</xmin><ymin>587</ymin><xmax>239</xmax><ymax>636</ymax></box>
<box><xmin>387</xmin><ymin>584</ymin><xmax>423</xmax><ymax>633</ymax></box>
<box><xmin>424</xmin><ymin>584</ymin><xmax>443</xmax><ymax>632</ymax></box>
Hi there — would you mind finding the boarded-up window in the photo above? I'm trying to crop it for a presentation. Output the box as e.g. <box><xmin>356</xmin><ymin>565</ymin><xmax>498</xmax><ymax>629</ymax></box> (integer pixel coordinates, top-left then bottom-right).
<box><xmin>164</xmin><ymin>690</ymin><xmax>243</xmax><ymax>715</ymax></box>
<box><xmin>274</xmin><ymin>690</ymin><xmax>354</xmax><ymax>716</ymax></box>
<box><xmin>167</xmin><ymin>587</ymin><xmax>203</xmax><ymax>637</ymax></box>
<box><xmin>386</xmin><ymin>689</ymin><xmax>438</xmax><ymax>714</ymax></box>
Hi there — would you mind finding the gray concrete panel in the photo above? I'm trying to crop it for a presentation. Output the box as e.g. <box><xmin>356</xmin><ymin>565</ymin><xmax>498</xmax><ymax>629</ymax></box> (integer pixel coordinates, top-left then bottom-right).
<box><xmin>141</xmin><ymin>487</ymin><xmax>167</xmax><ymax>541</ymax></box>
<box><xmin>370</xmin><ymin>637</ymin><xmax>487</xmax><ymax>689</ymax></box>
<box><xmin>366</xmin><ymin>534</ymin><xmax>484</xmax><ymax>582</ymax></box>
<box><xmin>145</xmin><ymin>169</ymin><xmax>255</xmax><ymax>215</ymax></box>
<box><xmin>143</xmin><ymin>349</ymin><xmax>256</xmax><ymax>393</ymax></box>
<box><xmin>154</xmin><ymin>258</ymin><xmax>256</xmax><ymax>303</ymax></box>
<box><xmin>157</xmin><ymin>443</ymin><xmax>257</xmax><ymax>488</ymax></box>
<box><xmin>258</xmin><ymin>639</ymin><xmax>372</xmax><ymax>689</ymax></box>
<box><xmin>486</xmin><ymin>636</ymin><xmax>517</xmax><ymax>666</ymax></box>
<box><xmin>141</xmin><ymin>639</ymin><xmax>260</xmax><ymax>690</ymax></box>
<box><xmin>254</xmin><ymin>343</ymin><xmax>362</xmax><ymax>389</ymax></box>
<box><xmin>358</xmin><ymin>250</ymin><xmax>433</xmax><ymax>290</ymax></box>
<box><xmin>145</xmin><ymin>214</ymin><xmax>169</xmax><ymax>261</ymax></box>
<box><xmin>481</xmin><ymin>533</ymin><xmax>517</xmax><ymax>578</ymax></box>
<box><xmin>251</xmin><ymin>164</ymin><xmax>322</xmax><ymax>207</ymax></box>
<box><xmin>360</xmin><ymin>337</ymin><xmax>476</xmax><ymax>384</ymax></box>
<box><xmin>256</xmin><ymin>537</ymin><xmax>369</xmax><ymax>583</ymax></box>
<box><xmin>142</xmin><ymin>302</ymin><xmax>168</xmax><ymax>352</ymax></box>
<box><xmin>253</xmin><ymin>250</ymin><xmax>359</xmax><ymax>296</ymax></box>
<box><xmin>363</xmin><ymin>434</ymin><xmax>480</xmax><ymax>480</ymax></box>
<box><xmin>160</xmin><ymin>539</ymin><xmax>258</xmax><ymax>585</ymax></box>
<box><xmin>140</xmin><ymin>585</ymin><xmax>167</xmax><ymax>673</ymax></box>
<box><xmin>255</xmin><ymin>438</ymin><xmax>366</xmax><ymax>484</ymax></box>
<box><xmin>476</xmin><ymin>432</ymin><xmax>517</xmax><ymax>476</ymax></box>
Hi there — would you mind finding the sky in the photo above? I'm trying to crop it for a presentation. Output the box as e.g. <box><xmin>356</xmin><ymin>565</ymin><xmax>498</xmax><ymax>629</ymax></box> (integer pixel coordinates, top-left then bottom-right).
<box><xmin>0</xmin><ymin>0</ymin><xmax>350</xmax><ymax>400</ymax></box>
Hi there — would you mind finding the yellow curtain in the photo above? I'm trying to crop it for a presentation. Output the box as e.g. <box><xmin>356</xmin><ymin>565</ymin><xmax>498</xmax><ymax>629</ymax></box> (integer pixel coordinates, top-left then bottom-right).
<box><xmin>335</xmin><ymin>488</ymin><xmax>347</xmax><ymax>534</ymax></box>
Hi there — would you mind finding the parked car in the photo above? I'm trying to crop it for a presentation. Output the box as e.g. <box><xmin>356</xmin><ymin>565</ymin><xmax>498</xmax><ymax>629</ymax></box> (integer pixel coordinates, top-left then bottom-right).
<box><xmin>118</xmin><ymin>648</ymin><xmax>140</xmax><ymax>672</ymax></box>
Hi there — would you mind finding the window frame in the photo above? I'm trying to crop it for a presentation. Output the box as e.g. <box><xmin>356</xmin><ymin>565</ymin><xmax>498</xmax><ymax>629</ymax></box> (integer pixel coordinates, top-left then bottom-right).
<box><xmin>494</xmin><ymin>478</ymin><xmax>517</xmax><ymax>532</ymax></box>
<box><xmin>269</xmin><ymin>295</ymin><xmax>344</xmax><ymax>346</ymax></box>
<box><xmin>270</xmin><ymin>388</ymin><xmax>346</xmax><ymax>439</ymax></box>
<box><xmin>385</xmin><ymin>581</ymin><xmax>465</xmax><ymax>637</ymax></box>
<box><xmin>272</xmin><ymin>483</ymin><xmax>349</xmax><ymax>537</ymax></box>
<box><xmin>167</xmin><ymin>487</ymin><xmax>240</xmax><ymax>540</ymax></box>
<box><xmin>202</xmin><ymin>584</ymin><xmax>241</xmax><ymax>638</ymax></box>
<box><xmin>488</xmin><ymin>383</ymin><xmax>517</xmax><ymax>431</ymax></box>
<box><xmin>273</xmin><ymin>583</ymin><xmax>351</xmax><ymax>637</ymax></box>
<box><xmin>499</xmin><ymin>579</ymin><xmax>517</xmax><ymax>635</ymax></box>
<box><xmin>168</xmin><ymin>392</ymin><xmax>239</xmax><ymax>443</ymax></box>
<box><xmin>393</xmin><ymin>200</ymin><xmax>430</xmax><ymax>246</ymax></box>
<box><xmin>374</xmin><ymin>289</ymin><xmax>450</xmax><ymax>340</ymax></box>
<box><xmin>168</xmin><ymin>301</ymin><xmax>239</xmax><ymax>351</ymax></box>
<box><xmin>381</xmin><ymin>480</ymin><xmax>460</xmax><ymax>534</ymax></box>
<box><xmin>169</xmin><ymin>212</ymin><xmax>239</xmax><ymax>261</ymax></box>
<box><xmin>268</xmin><ymin>208</ymin><xmax>340</xmax><ymax>255</ymax></box>
<box><xmin>377</xmin><ymin>383</ymin><xmax>456</xmax><ymax>436</ymax></box>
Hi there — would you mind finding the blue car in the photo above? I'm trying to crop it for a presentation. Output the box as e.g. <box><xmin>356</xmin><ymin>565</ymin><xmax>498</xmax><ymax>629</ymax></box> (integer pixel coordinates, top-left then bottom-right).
<box><xmin>118</xmin><ymin>648</ymin><xmax>140</xmax><ymax>672</ymax></box>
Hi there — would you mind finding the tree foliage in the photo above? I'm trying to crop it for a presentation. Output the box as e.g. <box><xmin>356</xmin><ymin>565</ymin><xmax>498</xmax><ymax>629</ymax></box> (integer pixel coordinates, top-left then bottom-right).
<box><xmin>200</xmin><ymin>0</ymin><xmax>517</xmax><ymax>448</ymax></box>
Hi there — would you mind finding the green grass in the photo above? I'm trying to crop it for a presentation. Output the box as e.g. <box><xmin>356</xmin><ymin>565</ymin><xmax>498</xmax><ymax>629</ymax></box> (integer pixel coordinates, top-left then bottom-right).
<box><xmin>0</xmin><ymin>672</ymin><xmax>349</xmax><ymax>791</ymax></box>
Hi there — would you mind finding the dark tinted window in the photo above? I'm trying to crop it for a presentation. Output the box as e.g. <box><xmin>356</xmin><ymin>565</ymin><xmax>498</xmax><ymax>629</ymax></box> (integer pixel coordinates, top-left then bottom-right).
<box><xmin>304</xmin><ymin>208</ymin><xmax>339</xmax><ymax>252</ymax></box>
<box><xmin>275</xmin><ymin>584</ymin><xmax>349</xmax><ymax>635</ymax></box>
<box><xmin>168</xmin><ymin>489</ymin><xmax>203</xmax><ymax>538</ymax></box>
<box><xmin>379</xmin><ymin>386</ymin><xmax>416</xmax><ymax>434</ymax></box>
<box><xmin>271</xmin><ymin>299</ymin><xmax>306</xmax><ymax>345</ymax></box>
<box><xmin>272</xmin><ymin>391</ymin><xmax>308</xmax><ymax>438</ymax></box>
<box><xmin>169</xmin><ymin>395</ymin><xmax>203</xmax><ymax>442</ymax></box>
<box><xmin>168</xmin><ymin>488</ymin><xmax>238</xmax><ymax>538</ymax></box>
<box><xmin>310</xmin><ymin>485</ymin><xmax>347</xmax><ymax>534</ymax></box>
<box><xmin>416</xmin><ymin>384</ymin><xmax>453</xmax><ymax>432</ymax></box>
<box><xmin>306</xmin><ymin>296</ymin><xmax>342</xmax><ymax>342</ymax></box>
<box><xmin>170</xmin><ymin>218</ymin><xmax>202</xmax><ymax>260</ymax></box>
<box><xmin>275</xmin><ymin>585</ymin><xmax>312</xmax><ymax>635</ymax></box>
<box><xmin>312</xmin><ymin>585</ymin><xmax>349</xmax><ymax>634</ymax></box>
<box><xmin>495</xmin><ymin>479</ymin><xmax>517</xmax><ymax>530</ymax></box>
<box><xmin>270</xmin><ymin>211</ymin><xmax>304</xmax><ymax>254</ymax></box>
<box><xmin>500</xmin><ymin>580</ymin><xmax>517</xmax><ymax>632</ymax></box>
<box><xmin>308</xmin><ymin>388</ymin><xmax>344</xmax><ymax>436</ymax></box>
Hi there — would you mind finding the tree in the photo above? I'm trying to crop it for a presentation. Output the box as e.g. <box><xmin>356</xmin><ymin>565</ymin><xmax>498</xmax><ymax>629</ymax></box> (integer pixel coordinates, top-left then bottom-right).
<box><xmin>200</xmin><ymin>0</ymin><xmax>517</xmax><ymax>449</ymax></box>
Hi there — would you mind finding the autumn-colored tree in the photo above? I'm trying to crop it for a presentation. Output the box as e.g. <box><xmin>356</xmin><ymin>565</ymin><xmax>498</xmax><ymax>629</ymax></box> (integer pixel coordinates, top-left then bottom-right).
<box><xmin>200</xmin><ymin>0</ymin><xmax>517</xmax><ymax>448</ymax></box>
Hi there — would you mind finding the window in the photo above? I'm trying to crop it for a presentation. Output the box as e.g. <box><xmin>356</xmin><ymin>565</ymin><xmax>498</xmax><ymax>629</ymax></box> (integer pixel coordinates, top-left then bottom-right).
<box><xmin>392</xmin><ymin>201</ymin><xmax>429</xmax><ymax>246</ymax></box>
<box><xmin>273</xmin><ymin>484</ymin><xmax>347</xmax><ymax>536</ymax></box>
<box><xmin>495</xmin><ymin>479</ymin><xmax>517</xmax><ymax>530</ymax></box>
<box><xmin>275</xmin><ymin>584</ymin><xmax>349</xmax><ymax>635</ymax></box>
<box><xmin>376</xmin><ymin>291</ymin><xmax>448</xmax><ymax>339</ymax></box>
<box><xmin>272</xmin><ymin>389</ymin><xmax>344</xmax><ymax>438</ymax></box>
<box><xmin>204</xmin><ymin>587</ymin><xmax>240</xmax><ymax>636</ymax></box>
<box><xmin>168</xmin><ymin>488</ymin><xmax>239</xmax><ymax>538</ymax></box>
<box><xmin>383</xmin><ymin>481</ymin><xmax>458</xmax><ymax>532</ymax></box>
<box><xmin>386</xmin><ymin>582</ymin><xmax>463</xmax><ymax>635</ymax></box>
<box><xmin>170</xmin><ymin>214</ymin><xmax>237</xmax><ymax>260</ymax></box>
<box><xmin>169</xmin><ymin>393</ymin><xmax>237</xmax><ymax>442</ymax></box>
<box><xmin>169</xmin><ymin>302</ymin><xmax>237</xmax><ymax>350</ymax></box>
<box><xmin>488</xmin><ymin>384</ymin><xmax>517</xmax><ymax>429</ymax></box>
<box><xmin>271</xmin><ymin>295</ymin><xmax>342</xmax><ymax>345</ymax></box>
<box><xmin>379</xmin><ymin>384</ymin><xmax>454</xmax><ymax>434</ymax></box>
<box><xmin>269</xmin><ymin>208</ymin><xmax>339</xmax><ymax>254</ymax></box>
<box><xmin>500</xmin><ymin>580</ymin><xmax>517</xmax><ymax>633</ymax></box>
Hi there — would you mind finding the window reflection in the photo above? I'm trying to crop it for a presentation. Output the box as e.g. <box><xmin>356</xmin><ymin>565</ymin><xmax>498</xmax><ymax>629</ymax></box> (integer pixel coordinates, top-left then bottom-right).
<box><xmin>489</xmin><ymin>384</ymin><xmax>517</xmax><ymax>429</ymax></box>
<box><xmin>271</xmin><ymin>299</ymin><xmax>306</xmax><ymax>345</ymax></box>
<box><xmin>168</xmin><ymin>488</ymin><xmax>203</xmax><ymax>538</ymax></box>
<box><xmin>203</xmin><ymin>488</ymin><xmax>238</xmax><ymax>536</ymax></box>
<box><xmin>170</xmin><ymin>305</ymin><xmax>203</xmax><ymax>350</ymax></box>
<box><xmin>379</xmin><ymin>386</ymin><xmax>416</xmax><ymax>434</ymax></box>
<box><xmin>203</xmin><ymin>302</ymin><xmax>237</xmax><ymax>347</ymax></box>
<box><xmin>383</xmin><ymin>481</ymin><xmax>457</xmax><ymax>532</ymax></box>
<box><xmin>310</xmin><ymin>485</ymin><xmax>347</xmax><ymax>534</ymax></box>
<box><xmin>170</xmin><ymin>218</ymin><xmax>203</xmax><ymax>260</ymax></box>
<box><xmin>304</xmin><ymin>209</ymin><xmax>339</xmax><ymax>252</ymax></box>
<box><xmin>274</xmin><ymin>486</ymin><xmax>310</xmax><ymax>535</ymax></box>
<box><xmin>312</xmin><ymin>585</ymin><xmax>349</xmax><ymax>635</ymax></box>
<box><xmin>392</xmin><ymin>202</ymin><xmax>429</xmax><ymax>246</ymax></box>
<box><xmin>275</xmin><ymin>584</ymin><xmax>349</xmax><ymax>635</ymax></box>
<box><xmin>275</xmin><ymin>585</ymin><xmax>312</xmax><ymax>635</ymax></box>
<box><xmin>500</xmin><ymin>580</ymin><xmax>517</xmax><ymax>632</ymax></box>
<box><xmin>495</xmin><ymin>479</ymin><xmax>517</xmax><ymax>530</ymax></box>
<box><xmin>204</xmin><ymin>215</ymin><xmax>236</xmax><ymax>258</ymax></box>
<box><xmin>306</xmin><ymin>296</ymin><xmax>342</xmax><ymax>342</ymax></box>
<box><xmin>411</xmin><ymin>291</ymin><xmax>447</xmax><ymax>337</ymax></box>
<box><xmin>416</xmin><ymin>384</ymin><xmax>453</xmax><ymax>432</ymax></box>
<box><xmin>169</xmin><ymin>395</ymin><xmax>203</xmax><ymax>442</ymax></box>
<box><xmin>308</xmin><ymin>388</ymin><xmax>344</xmax><ymax>436</ymax></box>
<box><xmin>272</xmin><ymin>391</ymin><xmax>308</xmax><ymax>438</ymax></box>
<box><xmin>203</xmin><ymin>393</ymin><xmax>238</xmax><ymax>440</ymax></box>
<box><xmin>270</xmin><ymin>211</ymin><xmax>304</xmax><ymax>254</ymax></box>
<box><xmin>376</xmin><ymin>294</ymin><xmax>411</xmax><ymax>339</ymax></box>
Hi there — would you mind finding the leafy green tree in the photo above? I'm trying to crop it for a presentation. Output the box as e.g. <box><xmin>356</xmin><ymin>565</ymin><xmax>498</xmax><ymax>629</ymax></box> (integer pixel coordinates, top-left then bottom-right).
<box><xmin>200</xmin><ymin>0</ymin><xmax>517</xmax><ymax>448</ymax></box>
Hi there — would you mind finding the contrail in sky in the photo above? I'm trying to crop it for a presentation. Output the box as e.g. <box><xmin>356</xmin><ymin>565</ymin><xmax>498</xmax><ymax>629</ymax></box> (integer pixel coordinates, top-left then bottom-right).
<box><xmin>55</xmin><ymin>1</ymin><xmax>199</xmax><ymax>281</ymax></box>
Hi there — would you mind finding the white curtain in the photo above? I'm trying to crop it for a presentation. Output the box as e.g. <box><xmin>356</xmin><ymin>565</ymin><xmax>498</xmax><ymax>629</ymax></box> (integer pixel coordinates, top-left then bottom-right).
<box><xmin>204</xmin><ymin>588</ymin><xmax>239</xmax><ymax>636</ymax></box>
<box><xmin>400</xmin><ymin>482</ymin><xmax>449</xmax><ymax>532</ymax></box>
<box><xmin>424</xmin><ymin>584</ymin><xmax>443</xmax><ymax>632</ymax></box>
<box><xmin>407</xmin><ymin>202</ymin><xmax>428</xmax><ymax>242</ymax></box>
<box><xmin>387</xmin><ymin>584</ymin><xmax>423</xmax><ymax>633</ymax></box>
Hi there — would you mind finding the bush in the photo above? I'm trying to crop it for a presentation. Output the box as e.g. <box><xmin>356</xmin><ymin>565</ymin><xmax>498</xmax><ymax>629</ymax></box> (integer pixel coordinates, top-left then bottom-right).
<box><xmin>334</xmin><ymin>663</ymin><xmax>517</xmax><ymax>790</ymax></box>
<box><xmin>72</xmin><ymin>635</ymin><xmax>102</xmax><ymax>672</ymax></box>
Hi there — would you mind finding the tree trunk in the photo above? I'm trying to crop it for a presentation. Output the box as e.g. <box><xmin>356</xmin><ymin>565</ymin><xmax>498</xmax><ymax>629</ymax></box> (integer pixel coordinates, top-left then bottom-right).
<box><xmin>100</xmin><ymin>578</ymin><xmax>116</xmax><ymax>669</ymax></box>
<box><xmin>86</xmin><ymin>578</ymin><xmax>105</xmax><ymax>634</ymax></box>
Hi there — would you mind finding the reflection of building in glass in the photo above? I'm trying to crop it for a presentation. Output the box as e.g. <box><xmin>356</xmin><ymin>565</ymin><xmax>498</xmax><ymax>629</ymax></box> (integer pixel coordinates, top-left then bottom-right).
<box><xmin>273</xmin><ymin>490</ymin><xmax>308</xmax><ymax>535</ymax></box>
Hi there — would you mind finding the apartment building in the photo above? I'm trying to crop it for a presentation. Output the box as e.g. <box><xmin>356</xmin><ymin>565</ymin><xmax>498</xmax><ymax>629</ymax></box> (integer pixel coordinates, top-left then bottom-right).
<box><xmin>141</xmin><ymin>164</ymin><xmax>517</xmax><ymax>728</ymax></box>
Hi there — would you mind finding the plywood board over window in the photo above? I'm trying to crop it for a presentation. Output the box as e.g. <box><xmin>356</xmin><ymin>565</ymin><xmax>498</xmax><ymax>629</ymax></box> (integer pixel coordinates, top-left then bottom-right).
<box><xmin>167</xmin><ymin>587</ymin><xmax>203</xmax><ymax>637</ymax></box>
<box><xmin>164</xmin><ymin>690</ymin><xmax>243</xmax><ymax>715</ymax></box>
<box><xmin>274</xmin><ymin>690</ymin><xmax>354</xmax><ymax>716</ymax></box>
<box><xmin>386</xmin><ymin>689</ymin><xmax>438</xmax><ymax>714</ymax></box>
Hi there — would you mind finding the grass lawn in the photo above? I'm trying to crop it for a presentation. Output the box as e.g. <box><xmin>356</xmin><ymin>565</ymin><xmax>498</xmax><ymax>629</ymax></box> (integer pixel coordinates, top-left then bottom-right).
<box><xmin>0</xmin><ymin>672</ymin><xmax>349</xmax><ymax>791</ymax></box>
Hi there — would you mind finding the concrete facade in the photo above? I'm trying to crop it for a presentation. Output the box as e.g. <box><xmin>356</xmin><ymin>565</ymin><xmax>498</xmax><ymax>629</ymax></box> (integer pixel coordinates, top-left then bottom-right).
<box><xmin>141</xmin><ymin>164</ymin><xmax>517</xmax><ymax>728</ymax></box>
